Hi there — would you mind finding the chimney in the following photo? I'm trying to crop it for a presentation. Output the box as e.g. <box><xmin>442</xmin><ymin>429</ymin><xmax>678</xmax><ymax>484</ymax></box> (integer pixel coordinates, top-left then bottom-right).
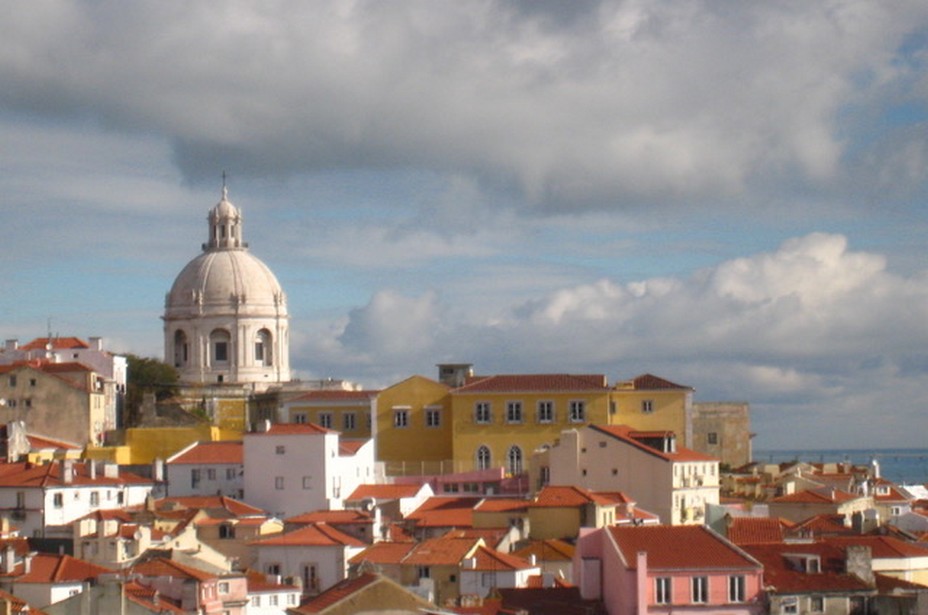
<box><xmin>89</xmin><ymin>460</ymin><xmax>96</xmax><ymax>480</ymax></box>
<box><xmin>23</xmin><ymin>552</ymin><xmax>33</xmax><ymax>574</ymax></box>
<box><xmin>62</xmin><ymin>459</ymin><xmax>74</xmax><ymax>484</ymax></box>
<box><xmin>152</xmin><ymin>458</ymin><xmax>164</xmax><ymax>482</ymax></box>
<box><xmin>528</xmin><ymin>554</ymin><xmax>537</xmax><ymax>567</ymax></box>
<box><xmin>2</xmin><ymin>545</ymin><xmax>15</xmax><ymax>574</ymax></box>
<box><xmin>845</xmin><ymin>545</ymin><xmax>874</xmax><ymax>586</ymax></box>
<box><xmin>103</xmin><ymin>462</ymin><xmax>118</xmax><ymax>479</ymax></box>
<box><xmin>3</xmin><ymin>340</ymin><xmax>17</xmax><ymax>352</ymax></box>
<box><xmin>88</xmin><ymin>337</ymin><xmax>103</xmax><ymax>351</ymax></box>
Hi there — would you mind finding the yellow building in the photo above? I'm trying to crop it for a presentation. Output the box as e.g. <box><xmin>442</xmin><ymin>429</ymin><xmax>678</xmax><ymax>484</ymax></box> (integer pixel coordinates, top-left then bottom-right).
<box><xmin>374</xmin><ymin>376</ymin><xmax>453</xmax><ymax>475</ymax></box>
<box><xmin>281</xmin><ymin>389</ymin><xmax>377</xmax><ymax>438</ymax></box>
<box><xmin>608</xmin><ymin>373</ymin><xmax>692</xmax><ymax>445</ymax></box>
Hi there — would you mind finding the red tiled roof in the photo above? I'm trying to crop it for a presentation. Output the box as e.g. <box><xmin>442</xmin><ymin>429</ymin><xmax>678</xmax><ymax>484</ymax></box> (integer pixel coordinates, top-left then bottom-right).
<box><xmin>156</xmin><ymin>495</ymin><xmax>266</xmax><ymax>517</ymax></box>
<box><xmin>525</xmin><ymin>574</ymin><xmax>573</xmax><ymax>588</ymax></box>
<box><xmin>610</xmin><ymin>525</ymin><xmax>761</xmax><ymax>571</ymax></box>
<box><xmin>286</xmin><ymin>510</ymin><xmax>373</xmax><ymax>525</ymax></box>
<box><xmin>25</xmin><ymin>434</ymin><xmax>82</xmax><ymax>450</ymax></box>
<box><xmin>590</xmin><ymin>424</ymin><xmax>717</xmax><ymax>462</ymax></box>
<box><xmin>292</xmin><ymin>572</ymin><xmax>429</xmax><ymax>614</ymax></box>
<box><xmin>167</xmin><ymin>440</ymin><xmax>242</xmax><ymax>465</ymax></box>
<box><xmin>16</xmin><ymin>553</ymin><xmax>114</xmax><ymax>583</ymax></box>
<box><xmin>532</xmin><ymin>485</ymin><xmax>615</xmax><ymax>508</ymax></box>
<box><xmin>20</xmin><ymin>337</ymin><xmax>90</xmax><ymax>350</ymax></box>
<box><xmin>512</xmin><ymin>539</ymin><xmax>575</xmax><ymax>562</ymax></box>
<box><xmin>245</xmin><ymin>569</ymin><xmax>300</xmax><ymax>592</ymax></box>
<box><xmin>248</xmin><ymin>423</ymin><xmax>335</xmax><ymax>436</ymax></box>
<box><xmin>251</xmin><ymin>523</ymin><xmax>364</xmax><ymax>547</ymax></box>
<box><xmin>771</xmin><ymin>489</ymin><xmax>860</xmax><ymax>504</ymax></box>
<box><xmin>623</xmin><ymin>373</ymin><xmax>692</xmax><ymax>390</ymax></box>
<box><xmin>825</xmin><ymin>535</ymin><xmax>928</xmax><ymax>559</ymax></box>
<box><xmin>789</xmin><ymin>514</ymin><xmax>855</xmax><ymax>537</ymax></box>
<box><xmin>406</xmin><ymin>496</ymin><xmax>480</xmax><ymax>528</ymax></box>
<box><xmin>742</xmin><ymin>542</ymin><xmax>873</xmax><ymax>593</ymax></box>
<box><xmin>349</xmin><ymin>541</ymin><xmax>417</xmax><ymax>565</ymax></box>
<box><xmin>131</xmin><ymin>557</ymin><xmax>216</xmax><ymax>582</ymax></box>
<box><xmin>469</xmin><ymin>545</ymin><xmax>535</xmax><ymax>571</ymax></box>
<box><xmin>403</xmin><ymin>536</ymin><xmax>482</xmax><ymax>566</ymax></box>
<box><xmin>338</xmin><ymin>439</ymin><xmax>368</xmax><ymax>456</ymax></box>
<box><xmin>474</xmin><ymin>498</ymin><xmax>530</xmax><ymax>513</ymax></box>
<box><xmin>346</xmin><ymin>483</ymin><xmax>425</xmax><ymax>501</ymax></box>
<box><xmin>0</xmin><ymin>461</ymin><xmax>151</xmax><ymax>488</ymax></box>
<box><xmin>727</xmin><ymin>517</ymin><xmax>788</xmax><ymax>545</ymax></box>
<box><xmin>455</xmin><ymin>374</ymin><xmax>608</xmax><ymax>393</ymax></box>
<box><xmin>124</xmin><ymin>580</ymin><xmax>186</xmax><ymax>613</ymax></box>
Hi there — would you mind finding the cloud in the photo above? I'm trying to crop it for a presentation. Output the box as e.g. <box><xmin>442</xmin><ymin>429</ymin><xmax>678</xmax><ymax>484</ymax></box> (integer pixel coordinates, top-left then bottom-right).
<box><xmin>2</xmin><ymin>2</ymin><xmax>927</xmax><ymax>211</ymax></box>
<box><xmin>297</xmin><ymin>233</ymin><xmax>928</xmax><ymax>447</ymax></box>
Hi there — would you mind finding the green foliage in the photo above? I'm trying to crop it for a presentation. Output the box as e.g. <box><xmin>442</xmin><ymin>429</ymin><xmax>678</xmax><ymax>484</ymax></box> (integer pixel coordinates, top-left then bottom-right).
<box><xmin>124</xmin><ymin>354</ymin><xmax>179</xmax><ymax>425</ymax></box>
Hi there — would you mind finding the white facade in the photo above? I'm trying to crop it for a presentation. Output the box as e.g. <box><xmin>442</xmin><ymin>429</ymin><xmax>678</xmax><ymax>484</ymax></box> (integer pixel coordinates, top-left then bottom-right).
<box><xmin>243</xmin><ymin>424</ymin><xmax>377</xmax><ymax>519</ymax></box>
<box><xmin>0</xmin><ymin>460</ymin><xmax>153</xmax><ymax>538</ymax></box>
<box><xmin>547</xmin><ymin>425</ymin><xmax>720</xmax><ymax>525</ymax></box>
<box><xmin>252</xmin><ymin>541</ymin><xmax>365</xmax><ymax>597</ymax></box>
<box><xmin>246</xmin><ymin>587</ymin><xmax>302</xmax><ymax>614</ymax></box>
<box><xmin>165</xmin><ymin>441</ymin><xmax>244</xmax><ymax>499</ymax></box>
<box><xmin>459</xmin><ymin>563</ymin><xmax>539</xmax><ymax>598</ymax></box>
<box><xmin>163</xmin><ymin>187</ymin><xmax>290</xmax><ymax>390</ymax></box>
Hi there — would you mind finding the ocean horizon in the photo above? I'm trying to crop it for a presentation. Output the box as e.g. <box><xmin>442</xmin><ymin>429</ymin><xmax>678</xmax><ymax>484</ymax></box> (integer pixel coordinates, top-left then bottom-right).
<box><xmin>753</xmin><ymin>447</ymin><xmax>928</xmax><ymax>486</ymax></box>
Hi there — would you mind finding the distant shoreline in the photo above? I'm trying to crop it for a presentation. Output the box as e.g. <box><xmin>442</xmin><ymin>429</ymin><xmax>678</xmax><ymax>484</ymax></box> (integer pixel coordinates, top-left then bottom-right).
<box><xmin>753</xmin><ymin>447</ymin><xmax>928</xmax><ymax>485</ymax></box>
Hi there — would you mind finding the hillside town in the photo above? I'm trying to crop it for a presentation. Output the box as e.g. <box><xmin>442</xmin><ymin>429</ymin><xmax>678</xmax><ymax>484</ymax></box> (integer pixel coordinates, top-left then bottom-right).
<box><xmin>0</xmin><ymin>190</ymin><xmax>926</xmax><ymax>615</ymax></box>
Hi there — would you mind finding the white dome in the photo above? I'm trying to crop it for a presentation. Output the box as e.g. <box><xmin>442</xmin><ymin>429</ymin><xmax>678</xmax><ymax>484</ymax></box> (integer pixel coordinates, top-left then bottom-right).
<box><xmin>166</xmin><ymin>249</ymin><xmax>287</xmax><ymax>316</ymax></box>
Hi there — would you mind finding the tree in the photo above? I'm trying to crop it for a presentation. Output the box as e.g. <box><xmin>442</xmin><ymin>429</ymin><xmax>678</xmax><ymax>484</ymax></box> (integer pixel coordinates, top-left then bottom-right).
<box><xmin>124</xmin><ymin>354</ymin><xmax>179</xmax><ymax>427</ymax></box>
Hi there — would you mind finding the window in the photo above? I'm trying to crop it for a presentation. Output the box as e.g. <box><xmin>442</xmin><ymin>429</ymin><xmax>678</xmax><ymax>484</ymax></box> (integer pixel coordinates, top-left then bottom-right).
<box><xmin>207</xmin><ymin>468</ymin><xmax>216</xmax><ymax>480</ymax></box>
<box><xmin>343</xmin><ymin>412</ymin><xmax>357</xmax><ymax>431</ymax></box>
<box><xmin>569</xmin><ymin>400</ymin><xmax>586</xmax><ymax>422</ymax></box>
<box><xmin>214</xmin><ymin>342</ymin><xmax>228</xmax><ymax>362</ymax></box>
<box><xmin>266</xmin><ymin>563</ymin><xmax>281</xmax><ymax>576</ymax></box>
<box><xmin>655</xmin><ymin>577</ymin><xmax>671</xmax><ymax>604</ymax></box>
<box><xmin>7</xmin><ymin>376</ymin><xmax>15</xmax><ymax>387</ymax></box>
<box><xmin>90</xmin><ymin>492</ymin><xmax>99</xmax><ymax>506</ymax></box>
<box><xmin>481</xmin><ymin>572</ymin><xmax>495</xmax><ymax>587</ymax></box>
<box><xmin>393</xmin><ymin>409</ymin><xmax>409</xmax><ymax>428</ymax></box>
<box><xmin>276</xmin><ymin>445</ymin><xmax>286</xmax><ymax>455</ymax></box>
<box><xmin>274</xmin><ymin>477</ymin><xmax>284</xmax><ymax>490</ymax></box>
<box><xmin>255</xmin><ymin>329</ymin><xmax>273</xmax><ymax>366</ymax></box>
<box><xmin>506</xmin><ymin>401</ymin><xmax>523</xmax><ymax>423</ymax></box>
<box><xmin>781</xmin><ymin>597</ymin><xmax>798</xmax><ymax>614</ymax></box>
<box><xmin>809</xmin><ymin>596</ymin><xmax>824</xmax><ymax>612</ymax></box>
<box><xmin>537</xmin><ymin>401</ymin><xmax>554</xmax><ymax>423</ymax></box>
<box><xmin>226</xmin><ymin>467</ymin><xmax>237</xmax><ymax>480</ymax></box>
<box><xmin>319</xmin><ymin>412</ymin><xmax>333</xmax><ymax>429</ymax></box>
<box><xmin>475</xmin><ymin>402</ymin><xmax>491</xmax><ymax>424</ymax></box>
<box><xmin>642</xmin><ymin>400</ymin><xmax>654</xmax><ymax>414</ymax></box>
<box><xmin>302</xmin><ymin>476</ymin><xmax>313</xmax><ymax>489</ymax></box>
<box><xmin>191</xmin><ymin>468</ymin><xmax>201</xmax><ymax>488</ymax></box>
<box><xmin>219</xmin><ymin>524</ymin><xmax>235</xmax><ymax>539</ymax></box>
<box><xmin>218</xmin><ymin>581</ymin><xmax>230</xmax><ymax>594</ymax></box>
<box><xmin>269</xmin><ymin>595</ymin><xmax>278</xmax><ymax>606</ymax></box>
<box><xmin>539</xmin><ymin>466</ymin><xmax>550</xmax><ymax>488</ymax></box>
<box><xmin>707</xmin><ymin>432</ymin><xmax>718</xmax><ymax>445</ymax></box>
<box><xmin>728</xmin><ymin>575</ymin><xmax>745</xmax><ymax>602</ymax></box>
<box><xmin>418</xmin><ymin>566</ymin><xmax>431</xmax><ymax>579</ymax></box>
<box><xmin>476</xmin><ymin>446</ymin><xmax>491</xmax><ymax>470</ymax></box>
<box><xmin>692</xmin><ymin>576</ymin><xmax>708</xmax><ymax>603</ymax></box>
<box><xmin>303</xmin><ymin>564</ymin><xmax>319</xmax><ymax>591</ymax></box>
<box><xmin>53</xmin><ymin>493</ymin><xmax>63</xmax><ymax>508</ymax></box>
<box><xmin>507</xmin><ymin>445</ymin><xmax>523</xmax><ymax>475</ymax></box>
<box><xmin>425</xmin><ymin>408</ymin><xmax>441</xmax><ymax>428</ymax></box>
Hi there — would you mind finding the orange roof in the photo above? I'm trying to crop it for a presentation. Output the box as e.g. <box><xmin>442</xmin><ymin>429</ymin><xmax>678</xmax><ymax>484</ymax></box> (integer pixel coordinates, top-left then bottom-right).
<box><xmin>622</xmin><ymin>373</ymin><xmax>691</xmax><ymax>390</ymax></box>
<box><xmin>825</xmin><ymin>535</ymin><xmax>928</xmax><ymax>559</ymax></box>
<box><xmin>532</xmin><ymin>485</ymin><xmax>615</xmax><ymax>508</ymax></box>
<box><xmin>19</xmin><ymin>337</ymin><xmax>90</xmax><ymax>350</ymax></box>
<box><xmin>16</xmin><ymin>553</ymin><xmax>114</xmax><ymax>583</ymax></box>
<box><xmin>743</xmin><ymin>542</ymin><xmax>873</xmax><ymax>593</ymax></box>
<box><xmin>406</xmin><ymin>497</ymin><xmax>480</xmax><ymax>528</ymax></box>
<box><xmin>403</xmin><ymin>536</ymin><xmax>481</xmax><ymax>566</ymax></box>
<box><xmin>727</xmin><ymin>517</ymin><xmax>788</xmax><ymax>545</ymax></box>
<box><xmin>512</xmin><ymin>539</ymin><xmax>575</xmax><ymax>562</ymax></box>
<box><xmin>469</xmin><ymin>545</ymin><xmax>535</xmax><ymax>571</ymax></box>
<box><xmin>346</xmin><ymin>483</ymin><xmax>425</xmax><ymax>501</ymax></box>
<box><xmin>124</xmin><ymin>580</ymin><xmax>186</xmax><ymax>613</ymax></box>
<box><xmin>286</xmin><ymin>510</ymin><xmax>373</xmax><ymax>525</ymax></box>
<box><xmin>26</xmin><ymin>434</ymin><xmax>82</xmax><ymax>450</ymax></box>
<box><xmin>167</xmin><ymin>440</ymin><xmax>242</xmax><ymax>465</ymax></box>
<box><xmin>771</xmin><ymin>488</ymin><xmax>860</xmax><ymax>504</ymax></box>
<box><xmin>0</xmin><ymin>461</ymin><xmax>151</xmax><ymax>488</ymax></box>
<box><xmin>591</xmin><ymin>424</ymin><xmax>718</xmax><ymax>462</ymax></box>
<box><xmin>251</xmin><ymin>523</ymin><xmax>364</xmax><ymax>547</ymax></box>
<box><xmin>349</xmin><ymin>541</ymin><xmax>417</xmax><ymax>565</ymax></box>
<box><xmin>157</xmin><ymin>495</ymin><xmax>266</xmax><ymax>517</ymax></box>
<box><xmin>248</xmin><ymin>423</ymin><xmax>335</xmax><ymax>436</ymax></box>
<box><xmin>455</xmin><ymin>373</ymin><xmax>608</xmax><ymax>393</ymax></box>
<box><xmin>132</xmin><ymin>557</ymin><xmax>216</xmax><ymax>582</ymax></box>
<box><xmin>610</xmin><ymin>526</ymin><xmax>761</xmax><ymax>571</ymax></box>
<box><xmin>474</xmin><ymin>498</ymin><xmax>530</xmax><ymax>513</ymax></box>
<box><xmin>294</xmin><ymin>573</ymin><xmax>406</xmax><ymax>614</ymax></box>
<box><xmin>339</xmin><ymin>439</ymin><xmax>368</xmax><ymax>456</ymax></box>
<box><xmin>246</xmin><ymin>569</ymin><xmax>300</xmax><ymax>592</ymax></box>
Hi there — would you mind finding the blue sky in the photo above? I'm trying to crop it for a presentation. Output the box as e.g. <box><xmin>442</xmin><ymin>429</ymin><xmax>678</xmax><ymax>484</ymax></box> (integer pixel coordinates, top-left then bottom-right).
<box><xmin>2</xmin><ymin>1</ymin><xmax>927</xmax><ymax>450</ymax></box>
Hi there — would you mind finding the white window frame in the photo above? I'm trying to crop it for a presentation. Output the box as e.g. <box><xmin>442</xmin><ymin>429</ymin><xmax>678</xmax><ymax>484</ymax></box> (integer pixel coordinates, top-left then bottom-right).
<box><xmin>425</xmin><ymin>407</ymin><xmax>441</xmax><ymax>428</ymax></box>
<box><xmin>475</xmin><ymin>402</ymin><xmax>491</xmax><ymax>424</ymax></box>
<box><xmin>506</xmin><ymin>401</ymin><xmax>523</xmax><ymax>424</ymax></box>
<box><xmin>655</xmin><ymin>577</ymin><xmax>672</xmax><ymax>604</ymax></box>
<box><xmin>537</xmin><ymin>400</ymin><xmax>554</xmax><ymax>423</ymax></box>
<box><xmin>691</xmin><ymin>576</ymin><xmax>708</xmax><ymax>603</ymax></box>
<box><xmin>728</xmin><ymin>574</ymin><xmax>745</xmax><ymax>603</ymax></box>
<box><xmin>394</xmin><ymin>409</ymin><xmax>409</xmax><ymax>428</ymax></box>
<box><xmin>568</xmin><ymin>400</ymin><xmax>586</xmax><ymax>423</ymax></box>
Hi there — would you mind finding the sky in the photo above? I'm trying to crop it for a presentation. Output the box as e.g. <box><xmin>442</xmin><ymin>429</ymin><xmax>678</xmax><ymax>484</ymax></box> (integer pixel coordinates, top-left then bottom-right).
<box><xmin>2</xmin><ymin>1</ymin><xmax>927</xmax><ymax>451</ymax></box>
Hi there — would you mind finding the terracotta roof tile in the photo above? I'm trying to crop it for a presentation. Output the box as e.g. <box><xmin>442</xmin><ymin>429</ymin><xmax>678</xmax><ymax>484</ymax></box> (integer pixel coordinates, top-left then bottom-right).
<box><xmin>0</xmin><ymin>461</ymin><xmax>151</xmax><ymax>488</ymax></box>
<box><xmin>338</xmin><ymin>439</ymin><xmax>368</xmax><ymax>456</ymax></box>
<box><xmin>156</xmin><ymin>495</ymin><xmax>265</xmax><ymax>517</ymax></box>
<box><xmin>19</xmin><ymin>337</ymin><xmax>90</xmax><ymax>350</ymax></box>
<box><xmin>474</xmin><ymin>498</ymin><xmax>530</xmax><ymax>513</ymax></box>
<box><xmin>455</xmin><ymin>374</ymin><xmax>608</xmax><ymax>393</ymax></box>
<box><xmin>167</xmin><ymin>440</ymin><xmax>243</xmax><ymax>465</ymax></box>
<box><xmin>622</xmin><ymin>373</ymin><xmax>692</xmax><ymax>390</ymax></box>
<box><xmin>742</xmin><ymin>542</ymin><xmax>873</xmax><ymax>593</ymax></box>
<box><xmin>349</xmin><ymin>541</ymin><xmax>417</xmax><ymax>565</ymax></box>
<box><xmin>286</xmin><ymin>510</ymin><xmax>373</xmax><ymax>525</ymax></box>
<box><xmin>610</xmin><ymin>525</ymin><xmax>761</xmax><ymax>571</ymax></box>
<box><xmin>17</xmin><ymin>553</ymin><xmax>114</xmax><ymax>583</ymax></box>
<box><xmin>512</xmin><ymin>539</ymin><xmax>575</xmax><ymax>562</ymax></box>
<box><xmin>469</xmin><ymin>545</ymin><xmax>536</xmax><ymax>571</ymax></box>
<box><xmin>532</xmin><ymin>485</ymin><xmax>614</xmax><ymax>508</ymax></box>
<box><xmin>346</xmin><ymin>483</ymin><xmax>425</xmax><ymax>501</ymax></box>
<box><xmin>825</xmin><ymin>535</ymin><xmax>928</xmax><ymax>559</ymax></box>
<box><xmin>251</xmin><ymin>523</ymin><xmax>364</xmax><ymax>547</ymax></box>
<box><xmin>403</xmin><ymin>536</ymin><xmax>482</xmax><ymax>566</ymax></box>
<box><xmin>590</xmin><ymin>424</ymin><xmax>717</xmax><ymax>463</ymax></box>
<box><xmin>771</xmin><ymin>488</ymin><xmax>860</xmax><ymax>504</ymax></box>
<box><xmin>727</xmin><ymin>517</ymin><xmax>788</xmax><ymax>545</ymax></box>
<box><xmin>407</xmin><ymin>496</ymin><xmax>480</xmax><ymax>528</ymax></box>
<box><xmin>291</xmin><ymin>572</ymin><xmax>429</xmax><ymax>614</ymax></box>
<box><xmin>131</xmin><ymin>557</ymin><xmax>216</xmax><ymax>582</ymax></box>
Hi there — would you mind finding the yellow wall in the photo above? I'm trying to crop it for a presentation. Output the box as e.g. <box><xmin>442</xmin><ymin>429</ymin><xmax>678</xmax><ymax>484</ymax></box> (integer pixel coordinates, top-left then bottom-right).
<box><xmin>450</xmin><ymin>391</ymin><xmax>609</xmax><ymax>474</ymax></box>
<box><xmin>284</xmin><ymin>401</ymin><xmax>373</xmax><ymax>438</ymax></box>
<box><xmin>214</xmin><ymin>398</ymin><xmax>247</xmax><ymax>432</ymax></box>
<box><xmin>608</xmin><ymin>388</ymin><xmax>689</xmax><ymax>443</ymax></box>
<box><xmin>123</xmin><ymin>425</ymin><xmax>231</xmax><ymax>464</ymax></box>
<box><xmin>528</xmin><ymin>507</ymin><xmax>581</xmax><ymax>540</ymax></box>
<box><xmin>374</xmin><ymin>376</ymin><xmax>453</xmax><ymax>474</ymax></box>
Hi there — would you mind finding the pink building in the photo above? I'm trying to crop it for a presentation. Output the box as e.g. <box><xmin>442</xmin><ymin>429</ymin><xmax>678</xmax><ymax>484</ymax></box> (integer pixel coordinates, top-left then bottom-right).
<box><xmin>575</xmin><ymin>524</ymin><xmax>764</xmax><ymax>615</ymax></box>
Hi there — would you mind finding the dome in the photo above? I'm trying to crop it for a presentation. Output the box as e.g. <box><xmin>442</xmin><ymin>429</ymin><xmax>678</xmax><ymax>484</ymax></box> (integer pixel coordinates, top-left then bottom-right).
<box><xmin>165</xmin><ymin>249</ymin><xmax>287</xmax><ymax>315</ymax></box>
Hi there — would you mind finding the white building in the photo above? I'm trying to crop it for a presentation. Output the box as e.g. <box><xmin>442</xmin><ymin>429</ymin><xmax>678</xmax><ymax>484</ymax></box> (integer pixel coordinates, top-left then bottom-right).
<box><xmin>542</xmin><ymin>424</ymin><xmax>720</xmax><ymax>525</ymax></box>
<box><xmin>0</xmin><ymin>460</ymin><xmax>154</xmax><ymax>539</ymax></box>
<box><xmin>243</xmin><ymin>423</ymin><xmax>378</xmax><ymax>519</ymax></box>
<box><xmin>163</xmin><ymin>186</ymin><xmax>290</xmax><ymax>390</ymax></box>
<box><xmin>166</xmin><ymin>440</ymin><xmax>244</xmax><ymax>499</ymax></box>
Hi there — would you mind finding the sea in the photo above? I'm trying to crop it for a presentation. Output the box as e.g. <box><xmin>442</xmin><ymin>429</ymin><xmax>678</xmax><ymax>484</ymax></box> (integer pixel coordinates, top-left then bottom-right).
<box><xmin>753</xmin><ymin>448</ymin><xmax>928</xmax><ymax>487</ymax></box>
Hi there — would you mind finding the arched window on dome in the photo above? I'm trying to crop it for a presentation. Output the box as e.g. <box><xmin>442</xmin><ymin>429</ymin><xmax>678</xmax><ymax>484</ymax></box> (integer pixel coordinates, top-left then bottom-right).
<box><xmin>255</xmin><ymin>329</ymin><xmax>273</xmax><ymax>366</ymax></box>
<box><xmin>173</xmin><ymin>330</ymin><xmax>189</xmax><ymax>368</ymax></box>
<box><xmin>210</xmin><ymin>329</ymin><xmax>231</xmax><ymax>366</ymax></box>
<box><xmin>476</xmin><ymin>446</ymin><xmax>491</xmax><ymax>471</ymax></box>
<box><xmin>507</xmin><ymin>445</ymin><xmax>523</xmax><ymax>476</ymax></box>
